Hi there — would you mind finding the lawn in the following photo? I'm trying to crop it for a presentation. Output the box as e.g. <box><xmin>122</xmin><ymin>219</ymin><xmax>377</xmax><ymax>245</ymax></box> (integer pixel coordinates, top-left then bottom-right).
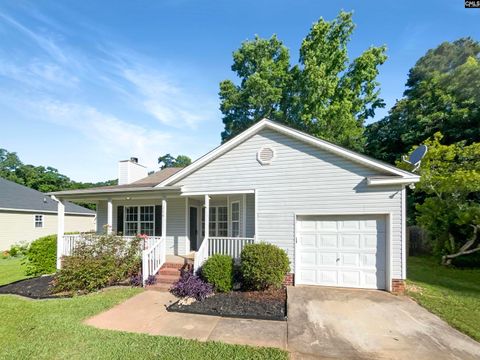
<box><xmin>0</xmin><ymin>265</ymin><xmax>287</xmax><ymax>359</ymax></box>
<box><xmin>0</xmin><ymin>256</ymin><xmax>29</xmax><ymax>286</ymax></box>
<box><xmin>407</xmin><ymin>256</ymin><xmax>480</xmax><ymax>342</ymax></box>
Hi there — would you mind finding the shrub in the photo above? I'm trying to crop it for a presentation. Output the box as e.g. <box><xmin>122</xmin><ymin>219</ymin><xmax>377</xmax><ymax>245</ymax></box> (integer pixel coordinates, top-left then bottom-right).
<box><xmin>8</xmin><ymin>243</ymin><xmax>28</xmax><ymax>257</ymax></box>
<box><xmin>130</xmin><ymin>274</ymin><xmax>142</xmax><ymax>287</ymax></box>
<box><xmin>145</xmin><ymin>274</ymin><xmax>157</xmax><ymax>286</ymax></box>
<box><xmin>24</xmin><ymin>235</ymin><xmax>57</xmax><ymax>276</ymax></box>
<box><xmin>54</xmin><ymin>234</ymin><xmax>141</xmax><ymax>294</ymax></box>
<box><xmin>201</xmin><ymin>254</ymin><xmax>234</xmax><ymax>292</ymax></box>
<box><xmin>241</xmin><ymin>242</ymin><xmax>290</xmax><ymax>290</ymax></box>
<box><xmin>170</xmin><ymin>269</ymin><xmax>213</xmax><ymax>301</ymax></box>
<box><xmin>451</xmin><ymin>253</ymin><xmax>480</xmax><ymax>268</ymax></box>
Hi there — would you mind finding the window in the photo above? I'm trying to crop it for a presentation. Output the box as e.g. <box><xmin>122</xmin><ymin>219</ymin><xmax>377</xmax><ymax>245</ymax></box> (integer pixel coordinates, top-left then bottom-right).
<box><xmin>124</xmin><ymin>206</ymin><xmax>155</xmax><ymax>236</ymax></box>
<box><xmin>34</xmin><ymin>214</ymin><xmax>43</xmax><ymax>228</ymax></box>
<box><xmin>202</xmin><ymin>206</ymin><xmax>228</xmax><ymax>237</ymax></box>
<box><xmin>231</xmin><ymin>202</ymin><xmax>240</xmax><ymax>237</ymax></box>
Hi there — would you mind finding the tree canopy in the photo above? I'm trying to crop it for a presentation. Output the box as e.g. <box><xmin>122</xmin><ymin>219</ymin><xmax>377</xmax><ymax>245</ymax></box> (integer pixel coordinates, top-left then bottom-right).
<box><xmin>219</xmin><ymin>11</ymin><xmax>387</xmax><ymax>151</ymax></box>
<box><xmin>366</xmin><ymin>38</ymin><xmax>480</xmax><ymax>163</ymax></box>
<box><xmin>399</xmin><ymin>133</ymin><xmax>480</xmax><ymax>261</ymax></box>
<box><xmin>158</xmin><ymin>153</ymin><xmax>191</xmax><ymax>169</ymax></box>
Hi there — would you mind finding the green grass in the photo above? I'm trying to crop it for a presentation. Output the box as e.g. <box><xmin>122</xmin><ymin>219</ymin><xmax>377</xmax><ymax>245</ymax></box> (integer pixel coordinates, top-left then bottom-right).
<box><xmin>0</xmin><ymin>256</ymin><xmax>29</xmax><ymax>286</ymax></box>
<box><xmin>0</xmin><ymin>288</ymin><xmax>287</xmax><ymax>359</ymax></box>
<box><xmin>407</xmin><ymin>256</ymin><xmax>480</xmax><ymax>342</ymax></box>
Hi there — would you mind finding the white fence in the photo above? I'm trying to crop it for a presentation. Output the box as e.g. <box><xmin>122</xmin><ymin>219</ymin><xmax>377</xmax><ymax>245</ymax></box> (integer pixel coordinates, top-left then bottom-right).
<box><xmin>193</xmin><ymin>236</ymin><xmax>209</xmax><ymax>273</ymax></box>
<box><xmin>208</xmin><ymin>237</ymin><xmax>255</xmax><ymax>259</ymax></box>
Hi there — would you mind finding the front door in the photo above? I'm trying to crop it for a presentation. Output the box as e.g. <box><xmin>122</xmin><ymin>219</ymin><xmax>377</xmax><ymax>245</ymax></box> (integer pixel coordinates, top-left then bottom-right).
<box><xmin>189</xmin><ymin>207</ymin><xmax>198</xmax><ymax>251</ymax></box>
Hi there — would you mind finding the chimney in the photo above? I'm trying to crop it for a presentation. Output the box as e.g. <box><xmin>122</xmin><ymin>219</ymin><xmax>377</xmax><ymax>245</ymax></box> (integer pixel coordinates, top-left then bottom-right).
<box><xmin>118</xmin><ymin>157</ymin><xmax>148</xmax><ymax>185</ymax></box>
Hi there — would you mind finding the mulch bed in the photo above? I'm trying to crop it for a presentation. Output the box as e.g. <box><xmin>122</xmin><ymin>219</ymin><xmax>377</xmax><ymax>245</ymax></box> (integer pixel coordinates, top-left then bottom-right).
<box><xmin>0</xmin><ymin>275</ymin><xmax>68</xmax><ymax>299</ymax></box>
<box><xmin>167</xmin><ymin>288</ymin><xmax>287</xmax><ymax>321</ymax></box>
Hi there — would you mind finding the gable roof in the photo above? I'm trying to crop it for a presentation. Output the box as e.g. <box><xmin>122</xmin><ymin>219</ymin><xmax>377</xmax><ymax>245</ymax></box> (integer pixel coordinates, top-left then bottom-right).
<box><xmin>0</xmin><ymin>177</ymin><xmax>95</xmax><ymax>215</ymax></box>
<box><xmin>158</xmin><ymin>118</ymin><xmax>419</xmax><ymax>187</ymax></box>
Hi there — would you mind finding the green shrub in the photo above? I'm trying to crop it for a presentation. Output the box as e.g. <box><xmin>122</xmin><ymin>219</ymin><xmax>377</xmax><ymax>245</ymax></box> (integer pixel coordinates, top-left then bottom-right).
<box><xmin>8</xmin><ymin>243</ymin><xmax>28</xmax><ymax>257</ymax></box>
<box><xmin>24</xmin><ymin>235</ymin><xmax>57</xmax><ymax>276</ymax></box>
<box><xmin>451</xmin><ymin>253</ymin><xmax>480</xmax><ymax>268</ymax></box>
<box><xmin>241</xmin><ymin>243</ymin><xmax>290</xmax><ymax>290</ymax></box>
<box><xmin>201</xmin><ymin>254</ymin><xmax>234</xmax><ymax>292</ymax></box>
<box><xmin>54</xmin><ymin>234</ymin><xmax>141</xmax><ymax>294</ymax></box>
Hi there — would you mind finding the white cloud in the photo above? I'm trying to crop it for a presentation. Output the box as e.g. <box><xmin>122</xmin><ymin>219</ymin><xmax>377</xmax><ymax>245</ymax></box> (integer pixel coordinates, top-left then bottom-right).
<box><xmin>28</xmin><ymin>99</ymin><xmax>175</xmax><ymax>171</ymax></box>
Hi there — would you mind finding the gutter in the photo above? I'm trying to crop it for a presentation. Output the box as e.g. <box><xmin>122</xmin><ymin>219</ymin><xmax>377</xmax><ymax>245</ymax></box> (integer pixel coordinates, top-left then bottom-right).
<box><xmin>367</xmin><ymin>176</ymin><xmax>420</xmax><ymax>186</ymax></box>
<box><xmin>48</xmin><ymin>185</ymin><xmax>182</xmax><ymax>197</ymax></box>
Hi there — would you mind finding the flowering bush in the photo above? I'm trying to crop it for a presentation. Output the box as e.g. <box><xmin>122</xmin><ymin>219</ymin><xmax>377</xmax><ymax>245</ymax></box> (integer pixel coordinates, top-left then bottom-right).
<box><xmin>170</xmin><ymin>269</ymin><xmax>213</xmax><ymax>301</ymax></box>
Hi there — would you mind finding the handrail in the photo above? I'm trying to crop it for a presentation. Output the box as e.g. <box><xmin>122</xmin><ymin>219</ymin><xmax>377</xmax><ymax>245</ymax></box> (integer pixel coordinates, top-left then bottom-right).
<box><xmin>193</xmin><ymin>237</ymin><xmax>209</xmax><ymax>273</ymax></box>
<box><xmin>142</xmin><ymin>236</ymin><xmax>166</xmax><ymax>285</ymax></box>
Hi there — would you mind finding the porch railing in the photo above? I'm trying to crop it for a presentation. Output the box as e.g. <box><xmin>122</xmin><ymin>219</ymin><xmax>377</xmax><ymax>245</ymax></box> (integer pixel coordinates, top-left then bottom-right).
<box><xmin>62</xmin><ymin>234</ymin><xmax>81</xmax><ymax>256</ymax></box>
<box><xmin>142</xmin><ymin>237</ymin><xmax>166</xmax><ymax>285</ymax></box>
<box><xmin>193</xmin><ymin>236</ymin><xmax>209</xmax><ymax>273</ymax></box>
<box><xmin>208</xmin><ymin>237</ymin><xmax>255</xmax><ymax>260</ymax></box>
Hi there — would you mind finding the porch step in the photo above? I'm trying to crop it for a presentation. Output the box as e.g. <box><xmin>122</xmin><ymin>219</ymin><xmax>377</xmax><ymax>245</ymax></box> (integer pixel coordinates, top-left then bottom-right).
<box><xmin>156</xmin><ymin>274</ymin><xmax>181</xmax><ymax>284</ymax></box>
<box><xmin>158</xmin><ymin>268</ymin><xmax>182</xmax><ymax>276</ymax></box>
<box><xmin>145</xmin><ymin>261</ymin><xmax>189</xmax><ymax>291</ymax></box>
<box><xmin>146</xmin><ymin>283</ymin><xmax>173</xmax><ymax>292</ymax></box>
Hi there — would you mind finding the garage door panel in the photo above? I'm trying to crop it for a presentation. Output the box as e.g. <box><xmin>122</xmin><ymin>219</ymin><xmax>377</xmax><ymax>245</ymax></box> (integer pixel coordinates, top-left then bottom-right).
<box><xmin>340</xmin><ymin>234</ymin><xmax>360</xmax><ymax>249</ymax></box>
<box><xmin>319</xmin><ymin>234</ymin><xmax>337</xmax><ymax>247</ymax></box>
<box><xmin>297</xmin><ymin>215</ymin><xmax>387</xmax><ymax>290</ymax></box>
<box><xmin>319</xmin><ymin>252</ymin><xmax>337</xmax><ymax>266</ymax></box>
<box><xmin>299</xmin><ymin>234</ymin><xmax>316</xmax><ymax>247</ymax></box>
<box><xmin>299</xmin><ymin>251</ymin><xmax>316</xmax><ymax>266</ymax></box>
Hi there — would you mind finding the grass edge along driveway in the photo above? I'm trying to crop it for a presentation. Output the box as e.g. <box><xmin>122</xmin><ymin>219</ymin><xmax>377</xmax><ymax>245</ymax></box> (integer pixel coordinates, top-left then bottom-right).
<box><xmin>407</xmin><ymin>256</ymin><xmax>480</xmax><ymax>342</ymax></box>
<box><xmin>0</xmin><ymin>287</ymin><xmax>287</xmax><ymax>359</ymax></box>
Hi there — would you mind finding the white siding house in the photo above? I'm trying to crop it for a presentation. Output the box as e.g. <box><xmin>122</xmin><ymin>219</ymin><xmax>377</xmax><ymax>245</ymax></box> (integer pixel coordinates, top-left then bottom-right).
<box><xmin>51</xmin><ymin>119</ymin><xmax>418</xmax><ymax>292</ymax></box>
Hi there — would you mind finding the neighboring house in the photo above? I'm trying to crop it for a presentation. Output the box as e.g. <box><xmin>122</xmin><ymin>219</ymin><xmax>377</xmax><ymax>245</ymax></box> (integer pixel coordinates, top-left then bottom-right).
<box><xmin>51</xmin><ymin>119</ymin><xmax>419</xmax><ymax>292</ymax></box>
<box><xmin>0</xmin><ymin>177</ymin><xmax>95</xmax><ymax>250</ymax></box>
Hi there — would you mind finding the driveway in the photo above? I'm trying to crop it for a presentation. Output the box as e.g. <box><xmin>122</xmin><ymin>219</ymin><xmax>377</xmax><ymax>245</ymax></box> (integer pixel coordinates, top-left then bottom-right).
<box><xmin>287</xmin><ymin>286</ymin><xmax>480</xmax><ymax>360</ymax></box>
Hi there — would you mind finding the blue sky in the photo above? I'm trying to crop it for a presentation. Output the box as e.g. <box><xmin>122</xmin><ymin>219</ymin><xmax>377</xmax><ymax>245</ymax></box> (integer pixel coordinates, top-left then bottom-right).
<box><xmin>0</xmin><ymin>1</ymin><xmax>478</xmax><ymax>182</ymax></box>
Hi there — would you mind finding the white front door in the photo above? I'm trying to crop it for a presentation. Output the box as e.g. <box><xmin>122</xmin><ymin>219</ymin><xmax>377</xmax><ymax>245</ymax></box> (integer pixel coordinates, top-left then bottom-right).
<box><xmin>296</xmin><ymin>215</ymin><xmax>387</xmax><ymax>289</ymax></box>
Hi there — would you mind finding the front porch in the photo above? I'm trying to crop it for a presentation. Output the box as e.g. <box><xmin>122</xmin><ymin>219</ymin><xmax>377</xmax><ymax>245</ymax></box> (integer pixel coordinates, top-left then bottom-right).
<box><xmin>55</xmin><ymin>190</ymin><xmax>256</xmax><ymax>284</ymax></box>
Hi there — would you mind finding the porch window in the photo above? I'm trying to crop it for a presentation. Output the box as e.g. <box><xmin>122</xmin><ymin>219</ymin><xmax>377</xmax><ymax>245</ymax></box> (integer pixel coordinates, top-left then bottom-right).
<box><xmin>202</xmin><ymin>206</ymin><xmax>228</xmax><ymax>237</ymax></box>
<box><xmin>124</xmin><ymin>206</ymin><xmax>155</xmax><ymax>236</ymax></box>
<box><xmin>231</xmin><ymin>202</ymin><xmax>240</xmax><ymax>237</ymax></box>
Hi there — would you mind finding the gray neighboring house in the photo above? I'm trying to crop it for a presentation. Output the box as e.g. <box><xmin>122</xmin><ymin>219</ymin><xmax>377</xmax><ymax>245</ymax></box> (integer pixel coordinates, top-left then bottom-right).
<box><xmin>0</xmin><ymin>177</ymin><xmax>95</xmax><ymax>250</ymax></box>
<box><xmin>51</xmin><ymin>119</ymin><xmax>419</xmax><ymax>292</ymax></box>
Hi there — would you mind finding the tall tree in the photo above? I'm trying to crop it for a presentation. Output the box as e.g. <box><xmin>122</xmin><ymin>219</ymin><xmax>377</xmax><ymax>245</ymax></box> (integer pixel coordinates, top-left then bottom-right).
<box><xmin>219</xmin><ymin>11</ymin><xmax>387</xmax><ymax>151</ymax></box>
<box><xmin>158</xmin><ymin>153</ymin><xmax>191</xmax><ymax>169</ymax></box>
<box><xmin>365</xmin><ymin>38</ymin><xmax>480</xmax><ymax>163</ymax></box>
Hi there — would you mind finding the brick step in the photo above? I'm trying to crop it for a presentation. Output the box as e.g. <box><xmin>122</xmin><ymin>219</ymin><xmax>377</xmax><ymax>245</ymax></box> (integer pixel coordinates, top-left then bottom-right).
<box><xmin>158</xmin><ymin>268</ymin><xmax>181</xmax><ymax>276</ymax></box>
<box><xmin>160</xmin><ymin>262</ymin><xmax>184</xmax><ymax>270</ymax></box>
<box><xmin>156</xmin><ymin>274</ymin><xmax>181</xmax><ymax>284</ymax></box>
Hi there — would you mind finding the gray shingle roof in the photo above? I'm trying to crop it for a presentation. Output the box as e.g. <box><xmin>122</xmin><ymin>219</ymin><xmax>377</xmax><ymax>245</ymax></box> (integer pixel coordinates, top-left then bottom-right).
<box><xmin>0</xmin><ymin>177</ymin><xmax>95</xmax><ymax>215</ymax></box>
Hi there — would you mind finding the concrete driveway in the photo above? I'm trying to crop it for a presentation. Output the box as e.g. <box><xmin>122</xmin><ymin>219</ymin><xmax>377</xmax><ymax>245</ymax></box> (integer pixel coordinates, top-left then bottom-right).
<box><xmin>287</xmin><ymin>286</ymin><xmax>480</xmax><ymax>360</ymax></box>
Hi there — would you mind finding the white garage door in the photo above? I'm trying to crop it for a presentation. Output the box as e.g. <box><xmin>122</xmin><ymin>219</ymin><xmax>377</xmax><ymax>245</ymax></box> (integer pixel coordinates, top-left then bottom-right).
<box><xmin>296</xmin><ymin>215</ymin><xmax>387</xmax><ymax>289</ymax></box>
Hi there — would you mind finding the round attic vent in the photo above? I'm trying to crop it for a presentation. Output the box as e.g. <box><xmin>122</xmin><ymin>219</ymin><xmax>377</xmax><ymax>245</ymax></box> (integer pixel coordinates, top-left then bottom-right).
<box><xmin>257</xmin><ymin>146</ymin><xmax>275</xmax><ymax>165</ymax></box>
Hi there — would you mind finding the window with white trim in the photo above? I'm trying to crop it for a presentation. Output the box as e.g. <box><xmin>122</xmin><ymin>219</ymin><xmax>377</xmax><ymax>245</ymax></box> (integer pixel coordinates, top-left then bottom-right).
<box><xmin>34</xmin><ymin>214</ymin><xmax>43</xmax><ymax>228</ymax></box>
<box><xmin>124</xmin><ymin>206</ymin><xmax>155</xmax><ymax>236</ymax></box>
<box><xmin>231</xmin><ymin>202</ymin><xmax>240</xmax><ymax>237</ymax></box>
<box><xmin>202</xmin><ymin>206</ymin><xmax>228</xmax><ymax>237</ymax></box>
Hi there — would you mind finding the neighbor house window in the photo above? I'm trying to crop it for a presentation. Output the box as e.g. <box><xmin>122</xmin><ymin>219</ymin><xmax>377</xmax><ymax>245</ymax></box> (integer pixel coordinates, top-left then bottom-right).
<box><xmin>124</xmin><ymin>206</ymin><xmax>155</xmax><ymax>236</ymax></box>
<box><xmin>202</xmin><ymin>206</ymin><xmax>228</xmax><ymax>237</ymax></box>
<box><xmin>34</xmin><ymin>214</ymin><xmax>43</xmax><ymax>228</ymax></box>
<box><xmin>231</xmin><ymin>202</ymin><xmax>240</xmax><ymax>237</ymax></box>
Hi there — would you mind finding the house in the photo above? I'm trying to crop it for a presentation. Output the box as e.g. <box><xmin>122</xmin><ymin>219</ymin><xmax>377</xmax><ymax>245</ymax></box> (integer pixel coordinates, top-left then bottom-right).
<box><xmin>0</xmin><ymin>177</ymin><xmax>95</xmax><ymax>251</ymax></box>
<box><xmin>50</xmin><ymin>119</ymin><xmax>419</xmax><ymax>292</ymax></box>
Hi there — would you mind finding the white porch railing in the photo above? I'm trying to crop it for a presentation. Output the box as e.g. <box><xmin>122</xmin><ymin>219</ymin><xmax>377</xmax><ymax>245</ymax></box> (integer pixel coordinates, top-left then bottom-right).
<box><xmin>208</xmin><ymin>237</ymin><xmax>255</xmax><ymax>259</ymax></box>
<box><xmin>142</xmin><ymin>237</ymin><xmax>166</xmax><ymax>285</ymax></box>
<box><xmin>194</xmin><ymin>237</ymin><xmax>209</xmax><ymax>273</ymax></box>
<box><xmin>62</xmin><ymin>234</ymin><xmax>81</xmax><ymax>256</ymax></box>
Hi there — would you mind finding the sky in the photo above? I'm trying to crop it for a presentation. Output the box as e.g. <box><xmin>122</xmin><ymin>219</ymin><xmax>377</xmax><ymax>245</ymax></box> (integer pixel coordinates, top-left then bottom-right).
<box><xmin>0</xmin><ymin>1</ymin><xmax>478</xmax><ymax>182</ymax></box>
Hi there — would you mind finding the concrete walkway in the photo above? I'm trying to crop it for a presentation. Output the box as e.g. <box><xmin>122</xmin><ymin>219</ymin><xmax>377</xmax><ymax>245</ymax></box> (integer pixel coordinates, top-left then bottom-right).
<box><xmin>85</xmin><ymin>290</ymin><xmax>287</xmax><ymax>350</ymax></box>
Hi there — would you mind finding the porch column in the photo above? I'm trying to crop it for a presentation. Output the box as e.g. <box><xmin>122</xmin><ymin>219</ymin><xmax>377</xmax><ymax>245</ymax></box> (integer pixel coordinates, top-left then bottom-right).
<box><xmin>56</xmin><ymin>198</ymin><xmax>65</xmax><ymax>270</ymax></box>
<box><xmin>162</xmin><ymin>197</ymin><xmax>167</xmax><ymax>239</ymax></box>
<box><xmin>204</xmin><ymin>194</ymin><xmax>210</xmax><ymax>240</ymax></box>
<box><xmin>107</xmin><ymin>198</ymin><xmax>113</xmax><ymax>234</ymax></box>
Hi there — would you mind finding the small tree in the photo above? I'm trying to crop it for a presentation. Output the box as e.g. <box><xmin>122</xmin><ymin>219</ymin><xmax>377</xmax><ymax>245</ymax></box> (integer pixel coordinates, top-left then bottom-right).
<box><xmin>158</xmin><ymin>153</ymin><xmax>191</xmax><ymax>169</ymax></box>
<box><xmin>403</xmin><ymin>133</ymin><xmax>480</xmax><ymax>264</ymax></box>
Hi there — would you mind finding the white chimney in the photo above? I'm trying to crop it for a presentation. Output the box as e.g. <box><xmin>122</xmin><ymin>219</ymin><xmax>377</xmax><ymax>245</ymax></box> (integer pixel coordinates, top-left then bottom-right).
<box><xmin>118</xmin><ymin>157</ymin><xmax>148</xmax><ymax>185</ymax></box>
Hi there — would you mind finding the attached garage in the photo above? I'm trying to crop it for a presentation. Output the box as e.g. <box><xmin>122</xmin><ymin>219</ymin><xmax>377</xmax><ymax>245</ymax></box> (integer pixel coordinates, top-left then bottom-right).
<box><xmin>295</xmin><ymin>215</ymin><xmax>388</xmax><ymax>290</ymax></box>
